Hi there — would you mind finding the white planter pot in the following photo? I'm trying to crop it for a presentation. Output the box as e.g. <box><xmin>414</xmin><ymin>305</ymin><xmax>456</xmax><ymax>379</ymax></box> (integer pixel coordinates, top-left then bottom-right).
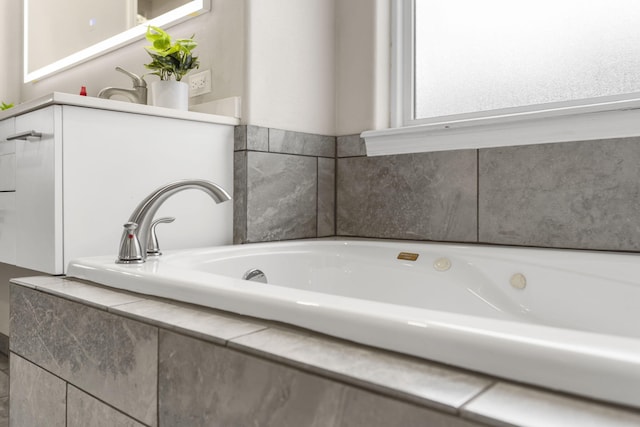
<box><xmin>150</xmin><ymin>80</ymin><xmax>189</xmax><ymax>110</ymax></box>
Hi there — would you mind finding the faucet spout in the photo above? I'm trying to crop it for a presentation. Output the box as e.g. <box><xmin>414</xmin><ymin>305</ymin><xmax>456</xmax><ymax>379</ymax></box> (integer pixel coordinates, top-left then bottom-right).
<box><xmin>117</xmin><ymin>179</ymin><xmax>231</xmax><ymax>264</ymax></box>
<box><xmin>98</xmin><ymin>67</ymin><xmax>148</xmax><ymax>104</ymax></box>
<box><xmin>97</xmin><ymin>87</ymin><xmax>147</xmax><ymax>104</ymax></box>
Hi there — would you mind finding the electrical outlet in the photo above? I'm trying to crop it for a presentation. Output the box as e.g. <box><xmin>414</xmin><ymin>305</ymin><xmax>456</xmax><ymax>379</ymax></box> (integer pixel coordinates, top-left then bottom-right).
<box><xmin>188</xmin><ymin>69</ymin><xmax>212</xmax><ymax>97</ymax></box>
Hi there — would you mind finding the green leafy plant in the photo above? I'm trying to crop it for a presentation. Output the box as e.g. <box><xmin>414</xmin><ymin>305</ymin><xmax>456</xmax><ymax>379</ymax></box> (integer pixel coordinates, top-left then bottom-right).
<box><xmin>0</xmin><ymin>102</ymin><xmax>13</xmax><ymax>111</ymax></box>
<box><xmin>143</xmin><ymin>26</ymin><xmax>199</xmax><ymax>81</ymax></box>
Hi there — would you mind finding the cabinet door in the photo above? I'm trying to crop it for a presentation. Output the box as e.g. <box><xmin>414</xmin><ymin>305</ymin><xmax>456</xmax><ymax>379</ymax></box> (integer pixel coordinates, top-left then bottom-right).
<box><xmin>0</xmin><ymin>118</ymin><xmax>16</xmax><ymax>264</ymax></box>
<box><xmin>0</xmin><ymin>118</ymin><xmax>16</xmax><ymax>191</ymax></box>
<box><xmin>0</xmin><ymin>193</ymin><xmax>16</xmax><ymax>265</ymax></box>
<box><xmin>15</xmin><ymin>106</ymin><xmax>63</xmax><ymax>274</ymax></box>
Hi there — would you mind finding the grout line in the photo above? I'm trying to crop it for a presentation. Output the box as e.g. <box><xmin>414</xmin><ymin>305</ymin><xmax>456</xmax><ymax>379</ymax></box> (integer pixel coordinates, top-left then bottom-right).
<box><xmin>458</xmin><ymin>381</ymin><xmax>496</xmax><ymax>413</ymax></box>
<box><xmin>224</xmin><ymin>326</ymin><xmax>271</xmax><ymax>346</ymax></box>
<box><xmin>316</xmin><ymin>157</ymin><xmax>319</xmax><ymax>237</ymax></box>
<box><xmin>476</xmin><ymin>149</ymin><xmax>480</xmax><ymax>243</ymax></box>
<box><xmin>333</xmin><ymin>155</ymin><xmax>338</xmax><ymax>236</ymax></box>
<box><xmin>243</xmin><ymin>150</ymin><xmax>248</xmax><ymax>243</ymax></box>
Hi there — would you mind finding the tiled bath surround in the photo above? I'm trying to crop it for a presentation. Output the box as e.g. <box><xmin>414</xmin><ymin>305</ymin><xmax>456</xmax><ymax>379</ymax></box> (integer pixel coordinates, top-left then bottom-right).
<box><xmin>235</xmin><ymin>128</ymin><xmax>640</xmax><ymax>252</ymax></box>
<box><xmin>335</xmin><ymin>135</ymin><xmax>640</xmax><ymax>252</ymax></box>
<box><xmin>10</xmin><ymin>277</ymin><xmax>640</xmax><ymax>427</ymax></box>
<box><xmin>233</xmin><ymin>125</ymin><xmax>336</xmax><ymax>243</ymax></box>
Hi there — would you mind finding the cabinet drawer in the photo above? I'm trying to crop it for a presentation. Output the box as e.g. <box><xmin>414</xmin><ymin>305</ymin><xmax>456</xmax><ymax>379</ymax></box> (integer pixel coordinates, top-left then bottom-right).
<box><xmin>0</xmin><ymin>192</ymin><xmax>16</xmax><ymax>265</ymax></box>
<box><xmin>0</xmin><ymin>154</ymin><xmax>16</xmax><ymax>191</ymax></box>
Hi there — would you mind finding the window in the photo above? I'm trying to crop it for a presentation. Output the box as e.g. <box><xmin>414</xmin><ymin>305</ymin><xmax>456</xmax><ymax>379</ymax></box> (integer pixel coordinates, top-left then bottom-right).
<box><xmin>364</xmin><ymin>0</ymin><xmax>640</xmax><ymax>156</ymax></box>
<box><xmin>400</xmin><ymin>0</ymin><xmax>640</xmax><ymax>125</ymax></box>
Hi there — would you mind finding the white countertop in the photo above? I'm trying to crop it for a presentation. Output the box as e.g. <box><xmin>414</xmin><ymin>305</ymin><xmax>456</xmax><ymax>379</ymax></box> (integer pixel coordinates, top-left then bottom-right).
<box><xmin>0</xmin><ymin>92</ymin><xmax>240</xmax><ymax>126</ymax></box>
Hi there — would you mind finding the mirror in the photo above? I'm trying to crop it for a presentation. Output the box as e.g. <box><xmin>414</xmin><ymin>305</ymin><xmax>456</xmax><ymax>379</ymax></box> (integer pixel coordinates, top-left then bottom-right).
<box><xmin>24</xmin><ymin>0</ymin><xmax>209</xmax><ymax>82</ymax></box>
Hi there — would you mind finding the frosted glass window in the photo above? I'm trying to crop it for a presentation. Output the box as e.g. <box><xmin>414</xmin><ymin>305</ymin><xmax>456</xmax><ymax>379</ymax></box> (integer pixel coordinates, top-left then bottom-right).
<box><xmin>414</xmin><ymin>0</ymin><xmax>640</xmax><ymax>120</ymax></box>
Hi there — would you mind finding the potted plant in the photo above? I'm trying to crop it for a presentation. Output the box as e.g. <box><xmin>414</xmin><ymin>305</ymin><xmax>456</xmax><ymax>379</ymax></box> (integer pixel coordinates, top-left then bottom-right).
<box><xmin>0</xmin><ymin>102</ymin><xmax>14</xmax><ymax>111</ymax></box>
<box><xmin>144</xmin><ymin>26</ymin><xmax>199</xmax><ymax>110</ymax></box>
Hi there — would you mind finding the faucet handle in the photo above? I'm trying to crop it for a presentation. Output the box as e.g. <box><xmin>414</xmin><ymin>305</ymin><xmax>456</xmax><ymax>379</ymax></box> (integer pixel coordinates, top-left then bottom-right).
<box><xmin>116</xmin><ymin>222</ymin><xmax>144</xmax><ymax>264</ymax></box>
<box><xmin>147</xmin><ymin>217</ymin><xmax>176</xmax><ymax>257</ymax></box>
<box><xmin>115</xmin><ymin>66</ymin><xmax>147</xmax><ymax>87</ymax></box>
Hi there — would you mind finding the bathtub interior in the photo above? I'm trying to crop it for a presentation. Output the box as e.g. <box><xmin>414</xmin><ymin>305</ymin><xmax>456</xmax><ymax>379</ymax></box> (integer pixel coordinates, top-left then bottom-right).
<box><xmin>162</xmin><ymin>241</ymin><xmax>640</xmax><ymax>340</ymax></box>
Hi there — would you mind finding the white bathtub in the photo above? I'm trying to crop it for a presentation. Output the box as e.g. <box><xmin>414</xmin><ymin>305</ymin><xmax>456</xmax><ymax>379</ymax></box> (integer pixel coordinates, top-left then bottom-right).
<box><xmin>67</xmin><ymin>239</ymin><xmax>640</xmax><ymax>409</ymax></box>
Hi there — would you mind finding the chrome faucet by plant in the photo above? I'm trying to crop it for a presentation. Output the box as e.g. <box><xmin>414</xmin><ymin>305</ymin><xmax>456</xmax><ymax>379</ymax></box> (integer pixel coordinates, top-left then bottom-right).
<box><xmin>117</xmin><ymin>180</ymin><xmax>231</xmax><ymax>264</ymax></box>
<box><xmin>98</xmin><ymin>67</ymin><xmax>148</xmax><ymax>104</ymax></box>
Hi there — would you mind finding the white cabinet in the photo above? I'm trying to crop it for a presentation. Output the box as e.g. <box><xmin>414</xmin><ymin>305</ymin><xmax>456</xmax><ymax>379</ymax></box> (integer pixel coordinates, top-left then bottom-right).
<box><xmin>5</xmin><ymin>104</ymin><xmax>234</xmax><ymax>274</ymax></box>
<box><xmin>0</xmin><ymin>118</ymin><xmax>16</xmax><ymax>191</ymax></box>
<box><xmin>0</xmin><ymin>118</ymin><xmax>16</xmax><ymax>192</ymax></box>
<box><xmin>15</xmin><ymin>107</ymin><xmax>62</xmax><ymax>273</ymax></box>
<box><xmin>0</xmin><ymin>193</ymin><xmax>16</xmax><ymax>265</ymax></box>
<box><xmin>0</xmin><ymin>119</ymin><xmax>16</xmax><ymax>264</ymax></box>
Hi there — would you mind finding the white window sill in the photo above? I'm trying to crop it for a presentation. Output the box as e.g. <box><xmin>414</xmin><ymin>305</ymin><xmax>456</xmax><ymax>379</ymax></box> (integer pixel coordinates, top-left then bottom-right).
<box><xmin>362</xmin><ymin>98</ymin><xmax>640</xmax><ymax>156</ymax></box>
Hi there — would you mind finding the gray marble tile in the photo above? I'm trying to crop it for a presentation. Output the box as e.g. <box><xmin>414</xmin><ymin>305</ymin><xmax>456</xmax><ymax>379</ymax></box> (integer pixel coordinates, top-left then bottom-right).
<box><xmin>34</xmin><ymin>279</ymin><xmax>144</xmax><ymax>310</ymax></box>
<box><xmin>159</xmin><ymin>330</ymin><xmax>481</xmax><ymax>427</ymax></box>
<box><xmin>9</xmin><ymin>353</ymin><xmax>66</xmax><ymax>427</ymax></box>
<box><xmin>462</xmin><ymin>383</ymin><xmax>640</xmax><ymax>427</ymax></box>
<box><xmin>10</xmin><ymin>285</ymin><xmax>158</xmax><ymax>426</ymax></box>
<box><xmin>246</xmin><ymin>151</ymin><xmax>317</xmax><ymax>242</ymax></box>
<box><xmin>110</xmin><ymin>298</ymin><xmax>267</xmax><ymax>344</ymax></box>
<box><xmin>234</xmin><ymin>124</ymin><xmax>246</xmax><ymax>151</ymax></box>
<box><xmin>0</xmin><ymin>353</ymin><xmax>7</xmax><ymax>374</ymax></box>
<box><xmin>67</xmin><ymin>385</ymin><xmax>147</xmax><ymax>427</ymax></box>
<box><xmin>9</xmin><ymin>275</ymin><xmax>65</xmax><ymax>289</ymax></box>
<box><xmin>235</xmin><ymin>125</ymin><xmax>269</xmax><ymax>151</ymax></box>
<box><xmin>337</xmin><ymin>134</ymin><xmax>366</xmax><ymax>157</ymax></box>
<box><xmin>337</xmin><ymin>150</ymin><xmax>478</xmax><ymax>242</ymax></box>
<box><xmin>229</xmin><ymin>327</ymin><xmax>491</xmax><ymax>413</ymax></box>
<box><xmin>233</xmin><ymin>150</ymin><xmax>247</xmax><ymax>243</ymax></box>
<box><xmin>247</xmin><ymin>125</ymin><xmax>269</xmax><ymax>151</ymax></box>
<box><xmin>0</xmin><ymin>371</ymin><xmax>6</xmax><ymax>399</ymax></box>
<box><xmin>233</xmin><ymin>125</ymin><xmax>269</xmax><ymax>151</ymax></box>
<box><xmin>335</xmin><ymin>389</ymin><xmax>485</xmax><ymax>427</ymax></box>
<box><xmin>269</xmin><ymin>128</ymin><xmax>336</xmax><ymax>157</ymax></box>
<box><xmin>0</xmin><ymin>397</ymin><xmax>7</xmax><ymax>427</ymax></box>
<box><xmin>479</xmin><ymin>138</ymin><xmax>640</xmax><ymax>251</ymax></box>
<box><xmin>0</xmin><ymin>335</ymin><xmax>6</xmax><ymax>359</ymax></box>
<box><xmin>317</xmin><ymin>157</ymin><xmax>336</xmax><ymax>237</ymax></box>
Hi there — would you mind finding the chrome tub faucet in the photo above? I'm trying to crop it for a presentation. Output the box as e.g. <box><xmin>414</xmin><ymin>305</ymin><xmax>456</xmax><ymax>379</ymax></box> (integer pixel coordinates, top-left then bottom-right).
<box><xmin>117</xmin><ymin>180</ymin><xmax>232</xmax><ymax>264</ymax></box>
<box><xmin>98</xmin><ymin>67</ymin><xmax>148</xmax><ymax>104</ymax></box>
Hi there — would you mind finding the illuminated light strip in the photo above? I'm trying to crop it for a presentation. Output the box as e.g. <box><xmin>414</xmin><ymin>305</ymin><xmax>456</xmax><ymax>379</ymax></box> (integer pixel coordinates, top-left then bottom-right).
<box><xmin>24</xmin><ymin>0</ymin><xmax>208</xmax><ymax>83</ymax></box>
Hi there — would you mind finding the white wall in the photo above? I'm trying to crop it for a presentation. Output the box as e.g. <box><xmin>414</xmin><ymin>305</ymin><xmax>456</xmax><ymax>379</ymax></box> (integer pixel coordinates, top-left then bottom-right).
<box><xmin>335</xmin><ymin>0</ymin><xmax>389</xmax><ymax>135</ymax></box>
<box><xmin>243</xmin><ymin>0</ymin><xmax>336</xmax><ymax>135</ymax></box>
<box><xmin>0</xmin><ymin>0</ymin><xmax>22</xmax><ymax>105</ymax></box>
<box><xmin>242</xmin><ymin>0</ymin><xmax>388</xmax><ymax>136</ymax></box>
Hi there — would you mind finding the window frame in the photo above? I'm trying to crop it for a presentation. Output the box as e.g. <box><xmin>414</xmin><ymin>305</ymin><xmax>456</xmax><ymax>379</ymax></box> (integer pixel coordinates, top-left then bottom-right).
<box><xmin>364</xmin><ymin>0</ymin><xmax>640</xmax><ymax>156</ymax></box>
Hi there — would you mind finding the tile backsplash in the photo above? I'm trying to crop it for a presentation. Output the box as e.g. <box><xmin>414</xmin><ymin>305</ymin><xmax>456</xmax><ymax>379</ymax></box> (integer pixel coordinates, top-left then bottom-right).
<box><xmin>336</xmin><ymin>150</ymin><xmax>477</xmax><ymax>242</ymax></box>
<box><xmin>233</xmin><ymin>126</ymin><xmax>335</xmax><ymax>243</ymax></box>
<box><xmin>234</xmin><ymin>127</ymin><xmax>640</xmax><ymax>253</ymax></box>
<box><xmin>478</xmin><ymin>138</ymin><xmax>640</xmax><ymax>251</ymax></box>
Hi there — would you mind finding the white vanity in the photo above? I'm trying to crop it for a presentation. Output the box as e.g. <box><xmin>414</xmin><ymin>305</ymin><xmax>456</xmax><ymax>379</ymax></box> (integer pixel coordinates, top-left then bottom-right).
<box><xmin>0</xmin><ymin>93</ymin><xmax>237</xmax><ymax>275</ymax></box>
